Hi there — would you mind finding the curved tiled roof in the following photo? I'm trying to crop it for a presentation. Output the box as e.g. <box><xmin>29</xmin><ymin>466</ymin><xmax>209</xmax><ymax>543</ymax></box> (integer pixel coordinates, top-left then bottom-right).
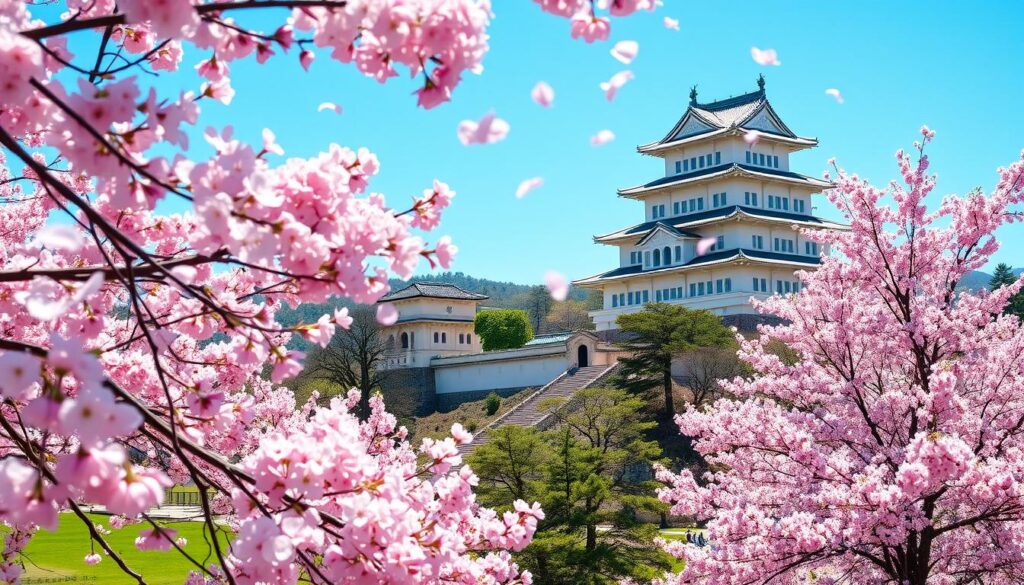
<box><xmin>574</xmin><ymin>248</ymin><xmax>821</xmax><ymax>285</ymax></box>
<box><xmin>618</xmin><ymin>163</ymin><xmax>830</xmax><ymax>196</ymax></box>
<box><xmin>378</xmin><ymin>282</ymin><xmax>488</xmax><ymax>302</ymax></box>
<box><xmin>594</xmin><ymin>205</ymin><xmax>848</xmax><ymax>243</ymax></box>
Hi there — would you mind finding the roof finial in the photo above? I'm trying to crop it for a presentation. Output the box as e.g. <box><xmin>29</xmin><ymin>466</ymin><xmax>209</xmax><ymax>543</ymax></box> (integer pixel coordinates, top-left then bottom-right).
<box><xmin>689</xmin><ymin>85</ymin><xmax>698</xmax><ymax>105</ymax></box>
<box><xmin>757</xmin><ymin>74</ymin><xmax>765</xmax><ymax>92</ymax></box>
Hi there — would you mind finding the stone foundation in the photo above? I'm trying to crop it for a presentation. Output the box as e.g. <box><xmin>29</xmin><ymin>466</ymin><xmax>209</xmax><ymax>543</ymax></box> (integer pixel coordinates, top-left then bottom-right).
<box><xmin>378</xmin><ymin>367</ymin><xmax>436</xmax><ymax>417</ymax></box>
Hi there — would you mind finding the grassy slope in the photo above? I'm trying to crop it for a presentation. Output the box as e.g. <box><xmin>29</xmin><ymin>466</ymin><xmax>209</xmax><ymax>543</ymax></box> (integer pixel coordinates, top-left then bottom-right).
<box><xmin>16</xmin><ymin>513</ymin><xmax>230</xmax><ymax>585</ymax></box>
<box><xmin>410</xmin><ymin>388</ymin><xmax>533</xmax><ymax>441</ymax></box>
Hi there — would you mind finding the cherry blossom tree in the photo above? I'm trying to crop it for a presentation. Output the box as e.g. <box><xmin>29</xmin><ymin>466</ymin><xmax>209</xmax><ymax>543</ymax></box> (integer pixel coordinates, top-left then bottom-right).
<box><xmin>0</xmin><ymin>1</ymin><xmax>654</xmax><ymax>583</ymax></box>
<box><xmin>655</xmin><ymin>130</ymin><xmax>1024</xmax><ymax>585</ymax></box>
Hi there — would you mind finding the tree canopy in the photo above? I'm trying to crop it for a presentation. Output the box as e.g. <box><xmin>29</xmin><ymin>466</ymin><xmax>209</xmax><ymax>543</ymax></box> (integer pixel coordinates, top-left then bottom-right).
<box><xmin>475</xmin><ymin>309</ymin><xmax>534</xmax><ymax>351</ymax></box>
<box><xmin>615</xmin><ymin>304</ymin><xmax>735</xmax><ymax>420</ymax></box>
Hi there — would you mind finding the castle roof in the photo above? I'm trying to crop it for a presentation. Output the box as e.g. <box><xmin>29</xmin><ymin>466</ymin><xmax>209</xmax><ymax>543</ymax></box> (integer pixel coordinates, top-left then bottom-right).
<box><xmin>573</xmin><ymin>248</ymin><xmax>822</xmax><ymax>287</ymax></box>
<box><xmin>378</xmin><ymin>282</ymin><xmax>488</xmax><ymax>303</ymax></box>
<box><xmin>594</xmin><ymin>205</ymin><xmax>848</xmax><ymax>245</ymax></box>
<box><xmin>618</xmin><ymin>163</ymin><xmax>830</xmax><ymax>198</ymax></box>
<box><xmin>637</xmin><ymin>78</ymin><xmax>817</xmax><ymax>155</ymax></box>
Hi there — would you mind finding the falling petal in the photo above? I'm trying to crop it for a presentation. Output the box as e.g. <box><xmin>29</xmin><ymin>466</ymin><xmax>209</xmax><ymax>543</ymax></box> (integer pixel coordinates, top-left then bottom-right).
<box><xmin>825</xmin><ymin>88</ymin><xmax>844</xmax><ymax>104</ymax></box>
<box><xmin>696</xmin><ymin>238</ymin><xmax>717</xmax><ymax>256</ymax></box>
<box><xmin>599</xmin><ymin>70</ymin><xmax>634</xmax><ymax>102</ymax></box>
<box><xmin>317</xmin><ymin>102</ymin><xmax>342</xmax><ymax>114</ymax></box>
<box><xmin>457</xmin><ymin>111</ymin><xmax>510</xmax><ymax>146</ymax></box>
<box><xmin>610</xmin><ymin>40</ymin><xmax>639</xmax><ymax>65</ymax></box>
<box><xmin>531</xmin><ymin>82</ymin><xmax>555</xmax><ymax>108</ymax></box>
<box><xmin>545</xmin><ymin>271</ymin><xmax>569</xmax><ymax>301</ymax></box>
<box><xmin>376</xmin><ymin>303</ymin><xmax>398</xmax><ymax>326</ymax></box>
<box><xmin>750</xmin><ymin>47</ymin><xmax>781</xmax><ymax>66</ymax></box>
<box><xmin>516</xmin><ymin>177</ymin><xmax>544</xmax><ymax>199</ymax></box>
<box><xmin>663</xmin><ymin>17</ymin><xmax>680</xmax><ymax>31</ymax></box>
<box><xmin>590</xmin><ymin>130</ymin><xmax>616</xmax><ymax>146</ymax></box>
<box><xmin>743</xmin><ymin>130</ymin><xmax>760</xmax><ymax>145</ymax></box>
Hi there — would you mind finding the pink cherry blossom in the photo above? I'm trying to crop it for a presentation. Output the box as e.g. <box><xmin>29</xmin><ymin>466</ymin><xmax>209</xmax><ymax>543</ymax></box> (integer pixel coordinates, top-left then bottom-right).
<box><xmin>664</xmin><ymin>16</ymin><xmax>680</xmax><ymax>31</ymax></box>
<box><xmin>743</xmin><ymin>129</ymin><xmax>760</xmax><ymax>145</ymax></box>
<box><xmin>298</xmin><ymin>50</ymin><xmax>314</xmax><ymax>71</ymax></box>
<box><xmin>590</xmin><ymin>129</ymin><xmax>616</xmax><ymax>146</ymax></box>
<box><xmin>334</xmin><ymin>307</ymin><xmax>353</xmax><ymax>329</ymax></box>
<box><xmin>376</xmin><ymin>303</ymin><xmax>399</xmax><ymax>326</ymax></box>
<box><xmin>610</xmin><ymin>40</ymin><xmax>639</xmax><ymax>64</ymax></box>
<box><xmin>531</xmin><ymin>81</ymin><xmax>555</xmax><ymax>108</ymax></box>
<box><xmin>135</xmin><ymin>527</ymin><xmax>178</xmax><ymax>552</ymax></box>
<box><xmin>457</xmin><ymin>111</ymin><xmax>511</xmax><ymax>146</ymax></box>
<box><xmin>0</xmin><ymin>351</ymin><xmax>41</xmax><ymax>401</ymax></box>
<box><xmin>434</xmin><ymin>236</ymin><xmax>458</xmax><ymax>269</ymax></box>
<box><xmin>84</xmin><ymin>553</ymin><xmax>102</xmax><ymax>565</ymax></box>
<box><xmin>750</xmin><ymin>46</ymin><xmax>782</xmax><ymax>66</ymax></box>
<box><xmin>825</xmin><ymin>87</ymin><xmax>844</xmax><ymax>104</ymax></box>
<box><xmin>600</xmin><ymin>70</ymin><xmax>634</xmax><ymax>102</ymax></box>
<box><xmin>516</xmin><ymin>177</ymin><xmax>544</xmax><ymax>199</ymax></box>
<box><xmin>545</xmin><ymin>270</ymin><xmax>569</xmax><ymax>301</ymax></box>
<box><xmin>118</xmin><ymin>0</ymin><xmax>199</xmax><ymax>39</ymax></box>
<box><xmin>570</xmin><ymin>14</ymin><xmax>611</xmax><ymax>43</ymax></box>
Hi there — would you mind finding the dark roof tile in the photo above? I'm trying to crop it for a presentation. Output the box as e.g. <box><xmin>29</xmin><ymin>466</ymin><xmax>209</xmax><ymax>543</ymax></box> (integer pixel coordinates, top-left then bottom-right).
<box><xmin>379</xmin><ymin>282</ymin><xmax>488</xmax><ymax>302</ymax></box>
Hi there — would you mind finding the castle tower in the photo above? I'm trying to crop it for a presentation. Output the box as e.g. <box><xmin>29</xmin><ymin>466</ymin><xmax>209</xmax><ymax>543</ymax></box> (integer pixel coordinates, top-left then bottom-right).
<box><xmin>574</xmin><ymin>78</ymin><xmax>846</xmax><ymax>333</ymax></box>
<box><xmin>377</xmin><ymin>282</ymin><xmax>488</xmax><ymax>369</ymax></box>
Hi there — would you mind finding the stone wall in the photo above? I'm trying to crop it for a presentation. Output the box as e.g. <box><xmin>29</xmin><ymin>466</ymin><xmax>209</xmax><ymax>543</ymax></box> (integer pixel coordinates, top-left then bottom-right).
<box><xmin>377</xmin><ymin>367</ymin><xmax>436</xmax><ymax>418</ymax></box>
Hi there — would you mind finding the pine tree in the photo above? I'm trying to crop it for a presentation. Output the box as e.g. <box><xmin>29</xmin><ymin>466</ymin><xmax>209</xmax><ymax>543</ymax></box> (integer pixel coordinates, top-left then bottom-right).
<box><xmin>989</xmin><ymin>262</ymin><xmax>1024</xmax><ymax>318</ymax></box>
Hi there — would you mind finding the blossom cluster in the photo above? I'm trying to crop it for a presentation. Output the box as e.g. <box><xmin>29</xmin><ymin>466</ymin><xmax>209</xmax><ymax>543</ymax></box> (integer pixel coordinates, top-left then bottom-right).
<box><xmin>653</xmin><ymin>130</ymin><xmax>1024</xmax><ymax>584</ymax></box>
<box><xmin>532</xmin><ymin>0</ymin><xmax>657</xmax><ymax>43</ymax></box>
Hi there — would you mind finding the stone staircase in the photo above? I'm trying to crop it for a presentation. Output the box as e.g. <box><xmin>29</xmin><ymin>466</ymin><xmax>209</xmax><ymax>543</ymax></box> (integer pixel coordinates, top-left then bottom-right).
<box><xmin>458</xmin><ymin>363</ymin><xmax>618</xmax><ymax>457</ymax></box>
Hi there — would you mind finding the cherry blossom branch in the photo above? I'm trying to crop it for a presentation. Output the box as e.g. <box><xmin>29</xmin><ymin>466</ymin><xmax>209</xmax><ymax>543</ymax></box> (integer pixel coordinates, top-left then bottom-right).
<box><xmin>20</xmin><ymin>1</ymin><xmax>350</xmax><ymax>40</ymax></box>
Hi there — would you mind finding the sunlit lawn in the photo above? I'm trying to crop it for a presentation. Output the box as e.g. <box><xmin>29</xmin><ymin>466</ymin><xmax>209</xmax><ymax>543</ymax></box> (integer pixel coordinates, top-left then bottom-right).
<box><xmin>659</xmin><ymin>527</ymin><xmax>707</xmax><ymax>573</ymax></box>
<box><xmin>12</xmin><ymin>513</ymin><xmax>230</xmax><ymax>585</ymax></box>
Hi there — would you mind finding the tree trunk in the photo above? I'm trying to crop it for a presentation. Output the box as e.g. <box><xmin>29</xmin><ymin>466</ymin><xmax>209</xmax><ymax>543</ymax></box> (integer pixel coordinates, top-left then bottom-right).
<box><xmin>358</xmin><ymin>362</ymin><xmax>371</xmax><ymax>420</ymax></box>
<box><xmin>663</xmin><ymin>366</ymin><xmax>675</xmax><ymax>420</ymax></box>
<box><xmin>586</xmin><ymin>523</ymin><xmax>597</xmax><ymax>551</ymax></box>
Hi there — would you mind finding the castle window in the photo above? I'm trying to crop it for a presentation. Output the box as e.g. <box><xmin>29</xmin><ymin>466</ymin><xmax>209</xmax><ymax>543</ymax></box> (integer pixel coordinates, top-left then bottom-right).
<box><xmin>745</xmin><ymin>151</ymin><xmax>751</xmax><ymax>163</ymax></box>
<box><xmin>441</xmin><ymin>332</ymin><xmax>447</xmax><ymax>343</ymax></box>
<box><xmin>675</xmin><ymin>160</ymin><xmax>682</xmax><ymax>174</ymax></box>
<box><xmin>433</xmin><ymin>332</ymin><xmax>439</xmax><ymax>343</ymax></box>
<box><xmin>401</xmin><ymin>332</ymin><xmax>409</xmax><ymax>349</ymax></box>
<box><xmin>675</xmin><ymin>246</ymin><xmax>681</xmax><ymax>261</ymax></box>
<box><xmin>699</xmin><ymin>156</ymin><xmax>705</xmax><ymax>169</ymax></box>
<box><xmin>612</xmin><ymin>294</ymin><xmax>619</xmax><ymax>308</ymax></box>
<box><xmin>663</xmin><ymin>246</ymin><xmax>672</xmax><ymax>265</ymax></box>
<box><xmin>690</xmin><ymin>157</ymin><xmax>697</xmax><ymax>169</ymax></box>
<box><xmin>716</xmin><ymin>235</ymin><xmax>725</xmax><ymax>250</ymax></box>
<box><xmin>683</xmin><ymin>159</ymin><xmax>689</xmax><ymax>172</ymax></box>
<box><xmin>805</xmin><ymin>242</ymin><xmax>819</xmax><ymax>256</ymax></box>
<box><xmin>459</xmin><ymin>333</ymin><xmax>465</xmax><ymax>344</ymax></box>
<box><xmin>642</xmin><ymin>290</ymin><xmax>649</xmax><ymax>303</ymax></box>
<box><xmin>715</xmin><ymin>152</ymin><xmax>721</xmax><ymax>165</ymax></box>
<box><xmin>773</xmin><ymin>155</ymin><xmax>779</xmax><ymax>168</ymax></box>
<box><xmin>673</xmin><ymin>201</ymin><xmax>681</xmax><ymax>215</ymax></box>
<box><xmin>794</xmin><ymin>199</ymin><xmax>805</xmax><ymax>213</ymax></box>
<box><xmin>653</xmin><ymin>249</ymin><xmax>661</xmax><ymax>267</ymax></box>
<box><xmin>656</xmin><ymin>290</ymin><xmax>662</xmax><ymax>302</ymax></box>
<box><xmin>467</xmin><ymin>334</ymin><xmax>472</xmax><ymax>344</ymax></box>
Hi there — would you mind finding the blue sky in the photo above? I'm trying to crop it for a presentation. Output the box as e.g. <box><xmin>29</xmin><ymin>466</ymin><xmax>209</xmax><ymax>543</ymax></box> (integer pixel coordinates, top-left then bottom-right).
<box><xmin>35</xmin><ymin>2</ymin><xmax>1024</xmax><ymax>285</ymax></box>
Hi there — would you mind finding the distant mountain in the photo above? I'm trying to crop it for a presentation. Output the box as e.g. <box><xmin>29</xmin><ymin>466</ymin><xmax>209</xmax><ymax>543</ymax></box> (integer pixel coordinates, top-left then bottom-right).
<box><xmin>959</xmin><ymin>270</ymin><xmax>993</xmax><ymax>291</ymax></box>
<box><xmin>276</xmin><ymin>272</ymin><xmax>595</xmax><ymax>349</ymax></box>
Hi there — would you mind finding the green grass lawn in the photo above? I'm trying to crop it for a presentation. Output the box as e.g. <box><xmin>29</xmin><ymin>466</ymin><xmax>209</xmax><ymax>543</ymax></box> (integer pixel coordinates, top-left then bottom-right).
<box><xmin>13</xmin><ymin>513</ymin><xmax>230</xmax><ymax>585</ymax></box>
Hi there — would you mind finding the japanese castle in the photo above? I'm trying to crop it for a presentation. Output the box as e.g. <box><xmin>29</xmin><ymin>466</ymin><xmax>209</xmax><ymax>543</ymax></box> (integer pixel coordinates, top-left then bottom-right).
<box><xmin>575</xmin><ymin>77</ymin><xmax>846</xmax><ymax>334</ymax></box>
